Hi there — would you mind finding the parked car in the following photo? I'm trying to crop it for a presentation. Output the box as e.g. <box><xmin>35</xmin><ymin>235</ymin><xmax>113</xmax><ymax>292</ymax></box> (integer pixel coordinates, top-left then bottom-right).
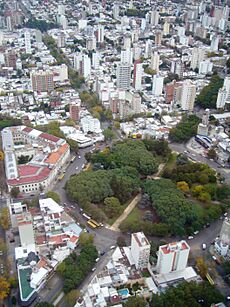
<box><xmin>110</xmin><ymin>245</ymin><xmax>116</xmax><ymax>250</ymax></box>
<box><xmin>92</xmin><ymin>267</ymin><xmax>96</xmax><ymax>272</ymax></box>
<box><xmin>202</xmin><ymin>243</ymin><xmax>206</xmax><ymax>250</ymax></box>
<box><xmin>188</xmin><ymin>236</ymin><xmax>194</xmax><ymax>240</ymax></box>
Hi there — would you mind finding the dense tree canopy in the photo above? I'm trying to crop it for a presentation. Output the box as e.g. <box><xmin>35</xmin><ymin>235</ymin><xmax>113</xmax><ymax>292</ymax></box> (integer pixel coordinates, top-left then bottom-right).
<box><xmin>144</xmin><ymin>179</ymin><xmax>198</xmax><ymax>235</ymax></box>
<box><xmin>169</xmin><ymin>115</ymin><xmax>200</xmax><ymax>143</ymax></box>
<box><xmin>24</xmin><ymin>18</ymin><xmax>58</xmax><ymax>32</ymax></box>
<box><xmin>150</xmin><ymin>281</ymin><xmax>223</xmax><ymax>307</ymax></box>
<box><xmin>65</xmin><ymin>167</ymin><xmax>140</xmax><ymax>209</ymax></box>
<box><xmin>0</xmin><ymin>115</ymin><xmax>22</xmax><ymax>131</ymax></box>
<box><xmin>88</xmin><ymin>140</ymin><xmax>159</xmax><ymax>176</ymax></box>
<box><xmin>196</xmin><ymin>75</ymin><xmax>224</xmax><ymax>109</ymax></box>
<box><xmin>57</xmin><ymin>244</ymin><xmax>98</xmax><ymax>293</ymax></box>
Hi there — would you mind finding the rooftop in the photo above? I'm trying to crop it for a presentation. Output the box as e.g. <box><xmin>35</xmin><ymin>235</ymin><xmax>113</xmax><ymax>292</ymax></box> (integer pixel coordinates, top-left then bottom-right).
<box><xmin>160</xmin><ymin>241</ymin><xmax>189</xmax><ymax>255</ymax></box>
<box><xmin>18</xmin><ymin>267</ymin><xmax>35</xmax><ymax>300</ymax></box>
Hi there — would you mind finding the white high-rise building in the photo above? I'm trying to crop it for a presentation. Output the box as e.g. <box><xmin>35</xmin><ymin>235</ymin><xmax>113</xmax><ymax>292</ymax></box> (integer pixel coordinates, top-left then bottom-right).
<box><xmin>74</xmin><ymin>53</ymin><xmax>82</xmax><ymax>71</ymax></box>
<box><xmin>24</xmin><ymin>31</ymin><xmax>32</xmax><ymax>54</ymax></box>
<box><xmin>199</xmin><ymin>60</ymin><xmax>213</xmax><ymax>74</ymax></box>
<box><xmin>133</xmin><ymin>43</ymin><xmax>141</xmax><ymax>60</ymax></box>
<box><xmin>124</xmin><ymin>35</ymin><xmax>131</xmax><ymax>50</ymax></box>
<box><xmin>156</xmin><ymin>241</ymin><xmax>190</xmax><ymax>274</ymax></box>
<box><xmin>60</xmin><ymin>15</ymin><xmax>68</xmax><ymax>30</ymax></box>
<box><xmin>144</xmin><ymin>39</ymin><xmax>152</xmax><ymax>58</ymax></box>
<box><xmin>92</xmin><ymin>52</ymin><xmax>100</xmax><ymax>70</ymax></box>
<box><xmin>163</xmin><ymin>21</ymin><xmax>170</xmax><ymax>35</ymax></box>
<box><xmin>216</xmin><ymin>88</ymin><xmax>227</xmax><ymax>109</ymax></box>
<box><xmin>141</xmin><ymin>19</ymin><xmax>146</xmax><ymax>31</ymax></box>
<box><xmin>150</xmin><ymin>10</ymin><xmax>159</xmax><ymax>26</ymax></box>
<box><xmin>210</xmin><ymin>35</ymin><xmax>219</xmax><ymax>52</ymax></box>
<box><xmin>83</xmin><ymin>55</ymin><xmax>91</xmax><ymax>78</ymax></box>
<box><xmin>0</xmin><ymin>31</ymin><xmax>3</xmax><ymax>46</ymax></box>
<box><xmin>180</xmin><ymin>80</ymin><xmax>196</xmax><ymax>111</ymax></box>
<box><xmin>113</xmin><ymin>3</ymin><xmax>120</xmax><ymax>19</ymax></box>
<box><xmin>57</xmin><ymin>32</ymin><xmax>65</xmax><ymax>48</ymax></box>
<box><xmin>97</xmin><ymin>25</ymin><xmax>104</xmax><ymax>43</ymax></box>
<box><xmin>223</xmin><ymin>77</ymin><xmax>230</xmax><ymax>102</ymax></box>
<box><xmin>121</xmin><ymin>49</ymin><xmax>133</xmax><ymax>65</ymax></box>
<box><xmin>177</xmin><ymin>26</ymin><xmax>185</xmax><ymax>37</ymax></box>
<box><xmin>58</xmin><ymin>4</ymin><xmax>65</xmax><ymax>15</ymax></box>
<box><xmin>215</xmin><ymin>218</ymin><xmax>230</xmax><ymax>257</ymax></box>
<box><xmin>152</xmin><ymin>75</ymin><xmax>164</xmax><ymax>96</ymax></box>
<box><xmin>133</xmin><ymin>62</ymin><xmax>143</xmax><ymax>90</ymax></box>
<box><xmin>216</xmin><ymin>77</ymin><xmax>230</xmax><ymax>109</ymax></box>
<box><xmin>116</xmin><ymin>62</ymin><xmax>131</xmax><ymax>90</ymax></box>
<box><xmin>150</xmin><ymin>51</ymin><xmax>160</xmax><ymax>73</ymax></box>
<box><xmin>131</xmin><ymin>232</ymin><xmax>150</xmax><ymax>270</ymax></box>
<box><xmin>191</xmin><ymin>47</ymin><xmax>207</xmax><ymax>70</ymax></box>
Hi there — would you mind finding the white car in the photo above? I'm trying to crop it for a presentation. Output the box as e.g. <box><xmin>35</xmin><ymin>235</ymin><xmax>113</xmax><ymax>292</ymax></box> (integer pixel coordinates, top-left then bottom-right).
<box><xmin>202</xmin><ymin>243</ymin><xmax>206</xmax><ymax>250</ymax></box>
<box><xmin>188</xmin><ymin>236</ymin><xmax>194</xmax><ymax>240</ymax></box>
<box><xmin>110</xmin><ymin>245</ymin><xmax>116</xmax><ymax>250</ymax></box>
<box><xmin>78</xmin><ymin>156</ymin><xmax>81</xmax><ymax>159</ymax></box>
<box><xmin>76</xmin><ymin>166</ymin><xmax>78</xmax><ymax>170</ymax></box>
<box><xmin>92</xmin><ymin>267</ymin><xmax>96</xmax><ymax>272</ymax></box>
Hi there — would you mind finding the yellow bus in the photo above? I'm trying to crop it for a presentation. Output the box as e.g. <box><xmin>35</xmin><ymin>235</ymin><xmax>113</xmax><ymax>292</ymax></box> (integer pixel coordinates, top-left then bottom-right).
<box><xmin>87</xmin><ymin>220</ymin><xmax>97</xmax><ymax>229</ymax></box>
<box><xmin>89</xmin><ymin>219</ymin><xmax>100</xmax><ymax>228</ymax></box>
<box><xmin>206</xmin><ymin>273</ymin><xmax>214</xmax><ymax>286</ymax></box>
<box><xmin>58</xmin><ymin>174</ymin><xmax>65</xmax><ymax>181</ymax></box>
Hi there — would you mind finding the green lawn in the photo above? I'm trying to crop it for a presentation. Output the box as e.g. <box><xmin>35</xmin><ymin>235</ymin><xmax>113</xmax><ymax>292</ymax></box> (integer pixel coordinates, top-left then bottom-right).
<box><xmin>121</xmin><ymin>207</ymin><xmax>140</xmax><ymax>225</ymax></box>
<box><xmin>107</xmin><ymin>199</ymin><xmax>136</xmax><ymax>226</ymax></box>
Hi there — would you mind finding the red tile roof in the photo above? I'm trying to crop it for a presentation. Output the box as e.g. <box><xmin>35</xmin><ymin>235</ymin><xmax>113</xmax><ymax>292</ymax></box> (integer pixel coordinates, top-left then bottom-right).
<box><xmin>39</xmin><ymin>133</ymin><xmax>60</xmax><ymax>143</ymax></box>
<box><xmin>18</xmin><ymin>165</ymin><xmax>40</xmax><ymax>177</ymax></box>
<box><xmin>8</xmin><ymin>166</ymin><xmax>51</xmax><ymax>186</ymax></box>
<box><xmin>22</xmin><ymin>127</ymin><xmax>33</xmax><ymax>133</ymax></box>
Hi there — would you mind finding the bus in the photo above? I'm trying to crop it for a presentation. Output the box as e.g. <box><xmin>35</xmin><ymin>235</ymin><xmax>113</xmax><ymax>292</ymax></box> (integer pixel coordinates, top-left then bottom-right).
<box><xmin>58</xmin><ymin>174</ymin><xmax>65</xmax><ymax>181</ymax></box>
<box><xmin>70</xmin><ymin>156</ymin><xmax>76</xmax><ymax>163</ymax></box>
<box><xmin>206</xmin><ymin>273</ymin><xmax>215</xmax><ymax>285</ymax></box>
<box><xmin>88</xmin><ymin>219</ymin><xmax>100</xmax><ymax>228</ymax></box>
<box><xmin>87</xmin><ymin>220</ymin><xmax>97</xmax><ymax>229</ymax></box>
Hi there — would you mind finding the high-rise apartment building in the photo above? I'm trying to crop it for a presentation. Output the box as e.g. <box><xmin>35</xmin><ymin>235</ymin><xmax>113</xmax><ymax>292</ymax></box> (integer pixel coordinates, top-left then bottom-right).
<box><xmin>97</xmin><ymin>25</ymin><xmax>104</xmax><ymax>43</ymax></box>
<box><xmin>156</xmin><ymin>241</ymin><xmax>190</xmax><ymax>274</ymax></box>
<box><xmin>131</xmin><ymin>232</ymin><xmax>150</xmax><ymax>270</ymax></box>
<box><xmin>180</xmin><ymin>80</ymin><xmax>196</xmax><ymax>111</ymax></box>
<box><xmin>191</xmin><ymin>47</ymin><xmax>207</xmax><ymax>70</ymax></box>
<box><xmin>216</xmin><ymin>77</ymin><xmax>230</xmax><ymax>109</ymax></box>
<box><xmin>24</xmin><ymin>31</ymin><xmax>32</xmax><ymax>54</ymax></box>
<box><xmin>69</xmin><ymin>100</ymin><xmax>81</xmax><ymax>122</ymax></box>
<box><xmin>116</xmin><ymin>62</ymin><xmax>131</xmax><ymax>89</ymax></box>
<box><xmin>150</xmin><ymin>51</ymin><xmax>160</xmax><ymax>73</ymax></box>
<box><xmin>133</xmin><ymin>60</ymin><xmax>142</xmax><ymax>90</ymax></box>
<box><xmin>131</xmin><ymin>92</ymin><xmax>142</xmax><ymax>114</ymax></box>
<box><xmin>155</xmin><ymin>31</ymin><xmax>162</xmax><ymax>45</ymax></box>
<box><xmin>4</xmin><ymin>50</ymin><xmax>17</xmax><ymax>69</ymax></box>
<box><xmin>210</xmin><ymin>35</ymin><xmax>219</xmax><ymax>52</ymax></box>
<box><xmin>150</xmin><ymin>10</ymin><xmax>159</xmax><ymax>26</ymax></box>
<box><xmin>152</xmin><ymin>75</ymin><xmax>164</xmax><ymax>96</ymax></box>
<box><xmin>31</xmin><ymin>70</ymin><xmax>54</xmax><ymax>93</ymax></box>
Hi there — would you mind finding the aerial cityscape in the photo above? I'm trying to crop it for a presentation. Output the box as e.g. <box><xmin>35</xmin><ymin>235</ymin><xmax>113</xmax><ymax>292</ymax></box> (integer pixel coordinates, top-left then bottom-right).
<box><xmin>0</xmin><ymin>0</ymin><xmax>229</xmax><ymax>306</ymax></box>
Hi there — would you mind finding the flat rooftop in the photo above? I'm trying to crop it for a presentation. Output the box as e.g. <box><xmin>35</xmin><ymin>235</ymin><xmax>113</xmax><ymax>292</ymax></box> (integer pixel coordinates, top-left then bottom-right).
<box><xmin>18</xmin><ymin>267</ymin><xmax>35</xmax><ymax>300</ymax></box>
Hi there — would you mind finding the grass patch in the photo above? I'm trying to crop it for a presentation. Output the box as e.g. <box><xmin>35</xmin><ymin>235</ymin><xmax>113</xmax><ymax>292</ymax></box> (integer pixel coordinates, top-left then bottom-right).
<box><xmin>107</xmin><ymin>199</ymin><xmax>137</xmax><ymax>226</ymax></box>
<box><xmin>160</xmin><ymin>152</ymin><xmax>177</xmax><ymax>176</ymax></box>
<box><xmin>121</xmin><ymin>207</ymin><xmax>140</xmax><ymax>225</ymax></box>
<box><xmin>141</xmin><ymin>270</ymin><xmax>151</xmax><ymax>278</ymax></box>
